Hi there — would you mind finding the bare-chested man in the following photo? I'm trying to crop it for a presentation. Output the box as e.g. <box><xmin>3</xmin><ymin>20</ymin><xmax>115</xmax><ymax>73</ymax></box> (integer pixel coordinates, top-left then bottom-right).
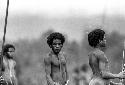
<box><xmin>0</xmin><ymin>44</ymin><xmax>18</xmax><ymax>85</ymax></box>
<box><xmin>44</xmin><ymin>32</ymin><xmax>69</xmax><ymax>85</ymax></box>
<box><xmin>88</xmin><ymin>29</ymin><xmax>125</xmax><ymax>85</ymax></box>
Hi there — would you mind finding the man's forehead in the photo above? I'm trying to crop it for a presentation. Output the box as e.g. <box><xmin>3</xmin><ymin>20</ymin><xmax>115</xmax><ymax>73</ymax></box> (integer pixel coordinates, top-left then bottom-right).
<box><xmin>8</xmin><ymin>47</ymin><xmax>15</xmax><ymax>51</ymax></box>
<box><xmin>53</xmin><ymin>39</ymin><xmax>61</xmax><ymax>42</ymax></box>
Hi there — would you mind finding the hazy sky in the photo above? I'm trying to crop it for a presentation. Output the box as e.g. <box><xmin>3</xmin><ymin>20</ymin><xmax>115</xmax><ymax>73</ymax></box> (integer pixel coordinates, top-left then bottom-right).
<box><xmin>0</xmin><ymin>0</ymin><xmax>125</xmax><ymax>42</ymax></box>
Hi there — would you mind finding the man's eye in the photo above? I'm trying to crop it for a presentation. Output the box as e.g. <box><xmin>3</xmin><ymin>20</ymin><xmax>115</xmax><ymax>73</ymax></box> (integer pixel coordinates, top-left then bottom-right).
<box><xmin>58</xmin><ymin>43</ymin><xmax>62</xmax><ymax>45</ymax></box>
<box><xmin>53</xmin><ymin>44</ymin><xmax>56</xmax><ymax>45</ymax></box>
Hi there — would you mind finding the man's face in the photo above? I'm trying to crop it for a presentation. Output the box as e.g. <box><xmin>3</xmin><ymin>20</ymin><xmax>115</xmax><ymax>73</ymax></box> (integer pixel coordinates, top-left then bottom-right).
<box><xmin>51</xmin><ymin>39</ymin><xmax>63</xmax><ymax>54</ymax></box>
<box><xmin>7</xmin><ymin>47</ymin><xmax>15</xmax><ymax>57</ymax></box>
<box><xmin>100</xmin><ymin>35</ymin><xmax>106</xmax><ymax>48</ymax></box>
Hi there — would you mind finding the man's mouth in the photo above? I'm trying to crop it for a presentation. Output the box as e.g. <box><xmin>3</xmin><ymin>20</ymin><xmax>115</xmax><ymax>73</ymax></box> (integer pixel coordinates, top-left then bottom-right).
<box><xmin>55</xmin><ymin>49</ymin><xmax>60</xmax><ymax>51</ymax></box>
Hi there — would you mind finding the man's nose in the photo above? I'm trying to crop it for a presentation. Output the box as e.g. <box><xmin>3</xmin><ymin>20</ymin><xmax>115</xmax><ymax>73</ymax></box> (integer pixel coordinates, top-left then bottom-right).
<box><xmin>56</xmin><ymin>44</ymin><xmax>59</xmax><ymax>48</ymax></box>
<box><xmin>104</xmin><ymin>40</ymin><xmax>106</xmax><ymax>42</ymax></box>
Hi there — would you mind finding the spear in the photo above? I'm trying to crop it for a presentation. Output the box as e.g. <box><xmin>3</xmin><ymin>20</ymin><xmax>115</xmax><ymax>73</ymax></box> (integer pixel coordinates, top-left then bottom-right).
<box><xmin>0</xmin><ymin>0</ymin><xmax>9</xmax><ymax>85</ymax></box>
<box><xmin>120</xmin><ymin>40</ymin><xmax>125</xmax><ymax>85</ymax></box>
<box><xmin>1</xmin><ymin>0</ymin><xmax>9</xmax><ymax>74</ymax></box>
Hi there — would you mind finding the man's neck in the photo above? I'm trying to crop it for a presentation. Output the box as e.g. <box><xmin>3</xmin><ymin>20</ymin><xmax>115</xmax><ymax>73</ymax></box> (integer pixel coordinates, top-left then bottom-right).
<box><xmin>95</xmin><ymin>45</ymin><xmax>105</xmax><ymax>52</ymax></box>
<box><xmin>51</xmin><ymin>51</ymin><xmax>60</xmax><ymax>56</ymax></box>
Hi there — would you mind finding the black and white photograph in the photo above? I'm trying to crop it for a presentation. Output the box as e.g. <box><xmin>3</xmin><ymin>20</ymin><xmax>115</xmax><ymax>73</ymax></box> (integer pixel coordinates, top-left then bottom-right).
<box><xmin>0</xmin><ymin>0</ymin><xmax>125</xmax><ymax>85</ymax></box>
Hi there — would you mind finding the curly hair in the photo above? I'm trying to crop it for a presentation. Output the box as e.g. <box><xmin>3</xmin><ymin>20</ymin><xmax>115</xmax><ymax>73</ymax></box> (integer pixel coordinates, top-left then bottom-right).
<box><xmin>3</xmin><ymin>44</ymin><xmax>15</xmax><ymax>53</ymax></box>
<box><xmin>88</xmin><ymin>29</ymin><xmax>105</xmax><ymax>48</ymax></box>
<box><xmin>47</xmin><ymin>32</ymin><xmax>65</xmax><ymax>46</ymax></box>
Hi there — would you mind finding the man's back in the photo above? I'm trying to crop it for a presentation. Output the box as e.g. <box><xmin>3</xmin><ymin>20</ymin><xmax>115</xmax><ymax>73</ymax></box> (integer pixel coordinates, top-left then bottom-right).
<box><xmin>89</xmin><ymin>49</ymin><xmax>108</xmax><ymax>77</ymax></box>
<box><xmin>89</xmin><ymin>49</ymin><xmax>110</xmax><ymax>85</ymax></box>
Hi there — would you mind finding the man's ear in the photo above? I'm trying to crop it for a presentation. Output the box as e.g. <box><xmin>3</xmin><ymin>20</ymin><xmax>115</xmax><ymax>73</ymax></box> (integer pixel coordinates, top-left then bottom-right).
<box><xmin>99</xmin><ymin>40</ymin><xmax>102</xmax><ymax>43</ymax></box>
<box><xmin>49</xmin><ymin>45</ymin><xmax>52</xmax><ymax>48</ymax></box>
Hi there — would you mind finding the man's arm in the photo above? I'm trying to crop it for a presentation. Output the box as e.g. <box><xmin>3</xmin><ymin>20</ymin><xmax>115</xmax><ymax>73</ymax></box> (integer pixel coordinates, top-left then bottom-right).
<box><xmin>110</xmin><ymin>81</ymin><xmax>122</xmax><ymax>85</ymax></box>
<box><xmin>66</xmin><ymin>66</ymin><xmax>69</xmax><ymax>81</ymax></box>
<box><xmin>10</xmin><ymin>60</ymin><xmax>18</xmax><ymax>85</ymax></box>
<box><xmin>99</xmin><ymin>53</ymin><xmax>121</xmax><ymax>79</ymax></box>
<box><xmin>0</xmin><ymin>53</ymin><xmax>2</xmax><ymax>74</ymax></box>
<box><xmin>0</xmin><ymin>53</ymin><xmax>4</xmax><ymax>73</ymax></box>
<box><xmin>11</xmin><ymin>75</ymin><xmax>18</xmax><ymax>85</ymax></box>
<box><xmin>100</xmin><ymin>61</ymin><xmax>119</xmax><ymax>79</ymax></box>
<box><xmin>63</xmin><ymin>54</ymin><xmax>69</xmax><ymax>84</ymax></box>
<box><xmin>44</xmin><ymin>56</ymin><xmax>55</xmax><ymax>85</ymax></box>
<box><xmin>64</xmin><ymin>62</ymin><xmax>69</xmax><ymax>85</ymax></box>
<box><xmin>65</xmin><ymin>55</ymin><xmax>69</xmax><ymax>82</ymax></box>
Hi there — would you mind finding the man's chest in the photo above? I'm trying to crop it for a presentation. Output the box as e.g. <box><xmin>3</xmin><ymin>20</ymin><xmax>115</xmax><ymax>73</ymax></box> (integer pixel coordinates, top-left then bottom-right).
<box><xmin>51</xmin><ymin>55</ymin><xmax>66</xmax><ymax>66</ymax></box>
<box><xmin>3</xmin><ymin>58</ymin><xmax>14</xmax><ymax>70</ymax></box>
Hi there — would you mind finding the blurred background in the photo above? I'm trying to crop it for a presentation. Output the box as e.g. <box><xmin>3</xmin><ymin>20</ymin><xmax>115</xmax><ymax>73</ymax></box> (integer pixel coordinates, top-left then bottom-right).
<box><xmin>0</xmin><ymin>0</ymin><xmax>125</xmax><ymax>85</ymax></box>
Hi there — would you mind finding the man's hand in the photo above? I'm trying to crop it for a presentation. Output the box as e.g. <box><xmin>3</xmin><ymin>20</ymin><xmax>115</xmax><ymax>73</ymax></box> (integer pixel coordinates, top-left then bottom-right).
<box><xmin>65</xmin><ymin>80</ymin><xmax>69</xmax><ymax>85</ymax></box>
<box><xmin>54</xmin><ymin>82</ymin><xmax>60</xmax><ymax>85</ymax></box>
<box><xmin>118</xmin><ymin>70</ymin><xmax>125</xmax><ymax>79</ymax></box>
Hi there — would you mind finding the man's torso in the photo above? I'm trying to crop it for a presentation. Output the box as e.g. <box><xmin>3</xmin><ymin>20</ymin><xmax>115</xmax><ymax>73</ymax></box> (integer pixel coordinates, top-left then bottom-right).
<box><xmin>89</xmin><ymin>49</ymin><xmax>110</xmax><ymax>85</ymax></box>
<box><xmin>48</xmin><ymin>52</ymin><xmax>67</xmax><ymax>84</ymax></box>
<box><xmin>1</xmin><ymin>57</ymin><xmax>15</xmax><ymax>83</ymax></box>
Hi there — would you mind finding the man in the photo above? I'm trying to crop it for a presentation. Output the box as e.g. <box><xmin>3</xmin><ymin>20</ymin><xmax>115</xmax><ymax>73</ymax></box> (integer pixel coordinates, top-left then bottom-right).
<box><xmin>44</xmin><ymin>32</ymin><xmax>69</xmax><ymax>85</ymax></box>
<box><xmin>88</xmin><ymin>29</ymin><xmax>125</xmax><ymax>85</ymax></box>
<box><xmin>0</xmin><ymin>44</ymin><xmax>18</xmax><ymax>85</ymax></box>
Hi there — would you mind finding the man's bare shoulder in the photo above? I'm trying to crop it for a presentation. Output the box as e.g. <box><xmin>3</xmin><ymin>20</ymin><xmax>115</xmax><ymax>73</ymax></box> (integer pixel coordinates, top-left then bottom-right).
<box><xmin>89</xmin><ymin>49</ymin><xmax>104</xmax><ymax>56</ymax></box>
<box><xmin>60</xmin><ymin>52</ymin><xmax>68</xmax><ymax>63</ymax></box>
<box><xmin>60</xmin><ymin>52</ymin><xmax>67</xmax><ymax>58</ymax></box>
<box><xmin>44</xmin><ymin>53</ymin><xmax>51</xmax><ymax>63</ymax></box>
<box><xmin>88</xmin><ymin>51</ymin><xmax>97</xmax><ymax>62</ymax></box>
<box><xmin>89</xmin><ymin>49</ymin><xmax>105</xmax><ymax>61</ymax></box>
<box><xmin>94</xmin><ymin>49</ymin><xmax>104</xmax><ymax>56</ymax></box>
<box><xmin>13</xmin><ymin>60</ymin><xmax>16</xmax><ymax>66</ymax></box>
<box><xmin>91</xmin><ymin>49</ymin><xmax>108</xmax><ymax>63</ymax></box>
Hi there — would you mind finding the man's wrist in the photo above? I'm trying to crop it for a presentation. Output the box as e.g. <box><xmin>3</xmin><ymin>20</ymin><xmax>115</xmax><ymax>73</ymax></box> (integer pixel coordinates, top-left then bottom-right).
<box><xmin>65</xmin><ymin>80</ymin><xmax>69</xmax><ymax>85</ymax></box>
<box><xmin>53</xmin><ymin>82</ymin><xmax>56</xmax><ymax>85</ymax></box>
<box><xmin>115</xmin><ymin>74</ymin><xmax>120</xmax><ymax>79</ymax></box>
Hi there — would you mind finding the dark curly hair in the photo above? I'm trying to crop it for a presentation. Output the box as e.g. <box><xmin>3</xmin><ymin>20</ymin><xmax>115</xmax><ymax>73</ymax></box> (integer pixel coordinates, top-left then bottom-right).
<box><xmin>3</xmin><ymin>44</ymin><xmax>15</xmax><ymax>53</ymax></box>
<box><xmin>88</xmin><ymin>29</ymin><xmax>105</xmax><ymax>48</ymax></box>
<box><xmin>47</xmin><ymin>32</ymin><xmax>65</xmax><ymax>47</ymax></box>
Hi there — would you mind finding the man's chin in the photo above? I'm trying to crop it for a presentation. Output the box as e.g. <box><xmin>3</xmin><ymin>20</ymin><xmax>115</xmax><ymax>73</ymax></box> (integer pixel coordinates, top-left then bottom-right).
<box><xmin>100</xmin><ymin>43</ymin><xmax>106</xmax><ymax>48</ymax></box>
<box><xmin>55</xmin><ymin>50</ymin><xmax>61</xmax><ymax>53</ymax></box>
<box><xmin>101</xmin><ymin>46</ymin><xmax>107</xmax><ymax>52</ymax></box>
<box><xmin>55</xmin><ymin>51</ymin><xmax>60</xmax><ymax>53</ymax></box>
